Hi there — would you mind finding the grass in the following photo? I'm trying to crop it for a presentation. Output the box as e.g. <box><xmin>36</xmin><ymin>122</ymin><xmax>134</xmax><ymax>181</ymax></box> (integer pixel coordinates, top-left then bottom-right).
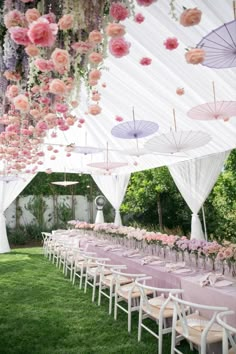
<box><xmin>0</xmin><ymin>248</ymin><xmax>194</xmax><ymax>354</ymax></box>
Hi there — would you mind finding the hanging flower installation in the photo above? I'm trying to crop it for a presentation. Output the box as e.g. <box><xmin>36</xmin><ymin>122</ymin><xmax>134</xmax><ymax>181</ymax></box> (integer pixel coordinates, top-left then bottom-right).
<box><xmin>0</xmin><ymin>0</ymin><xmax>157</xmax><ymax>174</ymax></box>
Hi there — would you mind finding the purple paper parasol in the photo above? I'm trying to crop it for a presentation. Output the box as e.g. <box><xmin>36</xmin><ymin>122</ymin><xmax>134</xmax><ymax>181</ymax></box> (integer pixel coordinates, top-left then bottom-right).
<box><xmin>197</xmin><ymin>19</ymin><xmax>236</xmax><ymax>68</ymax></box>
<box><xmin>187</xmin><ymin>101</ymin><xmax>236</xmax><ymax>120</ymax></box>
<box><xmin>111</xmin><ymin>120</ymin><xmax>159</xmax><ymax>139</ymax></box>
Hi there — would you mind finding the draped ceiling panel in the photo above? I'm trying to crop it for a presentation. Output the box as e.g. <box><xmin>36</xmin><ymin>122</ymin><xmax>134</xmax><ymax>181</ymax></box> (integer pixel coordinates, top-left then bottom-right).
<box><xmin>0</xmin><ymin>0</ymin><xmax>235</xmax><ymax>176</ymax></box>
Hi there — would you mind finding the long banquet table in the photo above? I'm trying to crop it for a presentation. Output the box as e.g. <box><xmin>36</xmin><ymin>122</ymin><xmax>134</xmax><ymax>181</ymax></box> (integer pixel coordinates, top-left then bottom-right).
<box><xmin>83</xmin><ymin>240</ymin><xmax>236</xmax><ymax>328</ymax></box>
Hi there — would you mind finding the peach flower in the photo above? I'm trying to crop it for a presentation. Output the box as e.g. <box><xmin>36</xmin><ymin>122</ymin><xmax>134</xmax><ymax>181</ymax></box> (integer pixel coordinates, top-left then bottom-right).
<box><xmin>89</xmin><ymin>30</ymin><xmax>103</xmax><ymax>43</ymax></box>
<box><xmin>5</xmin><ymin>71</ymin><xmax>21</xmax><ymax>81</ymax></box>
<box><xmin>180</xmin><ymin>8</ymin><xmax>202</xmax><ymax>27</ymax></box>
<box><xmin>58</xmin><ymin>14</ymin><xmax>73</xmax><ymax>30</ymax></box>
<box><xmin>88</xmin><ymin>105</ymin><xmax>102</xmax><ymax>115</ymax></box>
<box><xmin>106</xmin><ymin>23</ymin><xmax>126</xmax><ymax>37</ymax></box>
<box><xmin>89</xmin><ymin>80</ymin><xmax>98</xmax><ymax>86</ymax></box>
<box><xmin>4</xmin><ymin>10</ymin><xmax>23</xmax><ymax>29</ymax></box>
<box><xmin>49</xmin><ymin>79</ymin><xmax>66</xmax><ymax>95</ymax></box>
<box><xmin>91</xmin><ymin>93</ymin><xmax>101</xmax><ymax>101</ymax></box>
<box><xmin>28</xmin><ymin>18</ymin><xmax>58</xmax><ymax>47</ymax></box>
<box><xmin>51</xmin><ymin>48</ymin><xmax>70</xmax><ymax>71</ymax></box>
<box><xmin>176</xmin><ymin>88</ymin><xmax>185</xmax><ymax>95</ymax></box>
<box><xmin>25</xmin><ymin>8</ymin><xmax>40</xmax><ymax>23</ymax></box>
<box><xmin>185</xmin><ymin>48</ymin><xmax>205</xmax><ymax>64</ymax></box>
<box><xmin>110</xmin><ymin>2</ymin><xmax>129</xmax><ymax>21</ymax></box>
<box><xmin>14</xmin><ymin>94</ymin><xmax>30</xmax><ymax>112</ymax></box>
<box><xmin>6</xmin><ymin>85</ymin><xmax>19</xmax><ymax>99</ymax></box>
<box><xmin>89</xmin><ymin>69</ymin><xmax>102</xmax><ymax>81</ymax></box>
<box><xmin>70</xmin><ymin>100</ymin><xmax>79</xmax><ymax>108</ymax></box>
<box><xmin>88</xmin><ymin>52</ymin><xmax>103</xmax><ymax>64</ymax></box>
<box><xmin>109</xmin><ymin>37</ymin><xmax>130</xmax><ymax>58</ymax></box>
<box><xmin>9</xmin><ymin>27</ymin><xmax>31</xmax><ymax>46</ymax></box>
<box><xmin>25</xmin><ymin>44</ymin><xmax>40</xmax><ymax>57</ymax></box>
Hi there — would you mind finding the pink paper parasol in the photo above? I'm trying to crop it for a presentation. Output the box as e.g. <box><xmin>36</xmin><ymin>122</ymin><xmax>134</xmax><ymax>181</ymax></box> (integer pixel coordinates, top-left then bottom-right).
<box><xmin>187</xmin><ymin>101</ymin><xmax>236</xmax><ymax>120</ymax></box>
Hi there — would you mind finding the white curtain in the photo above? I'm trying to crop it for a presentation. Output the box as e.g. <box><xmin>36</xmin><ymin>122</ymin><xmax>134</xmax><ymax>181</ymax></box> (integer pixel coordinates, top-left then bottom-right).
<box><xmin>92</xmin><ymin>174</ymin><xmax>131</xmax><ymax>226</ymax></box>
<box><xmin>0</xmin><ymin>174</ymin><xmax>35</xmax><ymax>253</ymax></box>
<box><xmin>169</xmin><ymin>151</ymin><xmax>230</xmax><ymax>240</ymax></box>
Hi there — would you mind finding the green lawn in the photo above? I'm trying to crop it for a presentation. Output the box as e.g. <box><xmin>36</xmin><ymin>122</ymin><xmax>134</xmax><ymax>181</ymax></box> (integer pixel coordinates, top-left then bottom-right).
<box><xmin>0</xmin><ymin>248</ymin><xmax>194</xmax><ymax>354</ymax></box>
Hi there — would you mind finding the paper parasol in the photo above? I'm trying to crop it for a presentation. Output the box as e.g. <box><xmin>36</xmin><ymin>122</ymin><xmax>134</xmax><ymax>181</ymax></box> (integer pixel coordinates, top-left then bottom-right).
<box><xmin>87</xmin><ymin>162</ymin><xmax>128</xmax><ymax>171</ymax></box>
<box><xmin>111</xmin><ymin>120</ymin><xmax>159</xmax><ymax>139</ymax></box>
<box><xmin>0</xmin><ymin>175</ymin><xmax>22</xmax><ymax>182</ymax></box>
<box><xmin>73</xmin><ymin>146</ymin><xmax>103</xmax><ymax>155</ymax></box>
<box><xmin>144</xmin><ymin>131</ymin><xmax>211</xmax><ymax>154</ymax></box>
<box><xmin>117</xmin><ymin>148</ymin><xmax>150</xmax><ymax>157</ymax></box>
<box><xmin>197</xmin><ymin>19</ymin><xmax>236</xmax><ymax>69</ymax></box>
<box><xmin>187</xmin><ymin>101</ymin><xmax>236</xmax><ymax>120</ymax></box>
<box><xmin>51</xmin><ymin>181</ymin><xmax>79</xmax><ymax>186</ymax></box>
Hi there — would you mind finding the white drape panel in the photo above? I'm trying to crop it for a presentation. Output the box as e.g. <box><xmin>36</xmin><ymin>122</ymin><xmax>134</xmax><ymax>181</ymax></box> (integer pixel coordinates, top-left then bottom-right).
<box><xmin>92</xmin><ymin>174</ymin><xmax>131</xmax><ymax>226</ymax></box>
<box><xmin>0</xmin><ymin>174</ymin><xmax>35</xmax><ymax>253</ymax></box>
<box><xmin>169</xmin><ymin>151</ymin><xmax>230</xmax><ymax>240</ymax></box>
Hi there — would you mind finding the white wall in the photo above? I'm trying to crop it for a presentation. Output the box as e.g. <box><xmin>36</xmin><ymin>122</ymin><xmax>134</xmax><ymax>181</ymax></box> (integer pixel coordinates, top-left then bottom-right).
<box><xmin>5</xmin><ymin>195</ymin><xmax>96</xmax><ymax>228</ymax></box>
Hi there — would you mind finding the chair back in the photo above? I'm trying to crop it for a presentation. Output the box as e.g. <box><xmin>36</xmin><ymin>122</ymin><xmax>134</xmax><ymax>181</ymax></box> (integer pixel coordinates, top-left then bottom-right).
<box><xmin>217</xmin><ymin>311</ymin><xmax>236</xmax><ymax>354</ymax></box>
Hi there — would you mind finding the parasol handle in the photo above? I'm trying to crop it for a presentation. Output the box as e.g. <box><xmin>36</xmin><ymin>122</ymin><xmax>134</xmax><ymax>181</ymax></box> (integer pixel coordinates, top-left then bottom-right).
<box><xmin>233</xmin><ymin>1</ymin><xmax>236</xmax><ymax>19</ymax></box>
<box><xmin>212</xmin><ymin>81</ymin><xmax>217</xmax><ymax>113</ymax></box>
<box><xmin>173</xmin><ymin>109</ymin><xmax>177</xmax><ymax>132</ymax></box>
<box><xmin>106</xmin><ymin>141</ymin><xmax>109</xmax><ymax>170</ymax></box>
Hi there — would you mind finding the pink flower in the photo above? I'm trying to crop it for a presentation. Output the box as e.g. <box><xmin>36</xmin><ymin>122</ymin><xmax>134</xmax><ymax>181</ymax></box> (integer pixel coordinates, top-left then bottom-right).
<box><xmin>110</xmin><ymin>2</ymin><xmax>129</xmax><ymax>21</ymax></box>
<box><xmin>36</xmin><ymin>121</ymin><xmax>48</xmax><ymax>130</ymax></box>
<box><xmin>55</xmin><ymin>103</ymin><xmax>68</xmax><ymax>113</ymax></box>
<box><xmin>25</xmin><ymin>45</ymin><xmax>40</xmax><ymax>57</ymax></box>
<box><xmin>164</xmin><ymin>37</ymin><xmax>179</xmax><ymax>50</ymax></box>
<box><xmin>70</xmin><ymin>100</ymin><xmax>79</xmax><ymax>108</ymax></box>
<box><xmin>45</xmin><ymin>168</ymin><xmax>52</xmax><ymax>174</ymax></box>
<box><xmin>106</xmin><ymin>23</ymin><xmax>126</xmax><ymax>37</ymax></box>
<box><xmin>134</xmin><ymin>13</ymin><xmax>145</xmax><ymax>23</ymax></box>
<box><xmin>42</xmin><ymin>13</ymin><xmax>56</xmax><ymax>24</ymax></box>
<box><xmin>6</xmin><ymin>85</ymin><xmax>19</xmax><ymax>99</ymax></box>
<box><xmin>34</xmin><ymin>58</ymin><xmax>54</xmax><ymax>72</ymax></box>
<box><xmin>136</xmin><ymin>0</ymin><xmax>156</xmax><ymax>6</ymax></box>
<box><xmin>4</xmin><ymin>10</ymin><xmax>23</xmax><ymax>29</ymax></box>
<box><xmin>89</xmin><ymin>69</ymin><xmax>102</xmax><ymax>81</ymax></box>
<box><xmin>89</xmin><ymin>79</ymin><xmax>98</xmax><ymax>86</ymax></box>
<box><xmin>14</xmin><ymin>94</ymin><xmax>30</xmax><ymax>112</ymax></box>
<box><xmin>71</xmin><ymin>41</ymin><xmax>94</xmax><ymax>54</ymax></box>
<box><xmin>9</xmin><ymin>27</ymin><xmax>31</xmax><ymax>46</ymax></box>
<box><xmin>88</xmin><ymin>52</ymin><xmax>103</xmax><ymax>64</ymax></box>
<box><xmin>51</xmin><ymin>48</ymin><xmax>70</xmax><ymax>71</ymax></box>
<box><xmin>180</xmin><ymin>8</ymin><xmax>202</xmax><ymax>27</ymax></box>
<box><xmin>4</xmin><ymin>71</ymin><xmax>21</xmax><ymax>81</ymax></box>
<box><xmin>58</xmin><ymin>14</ymin><xmax>73</xmax><ymax>30</ymax></box>
<box><xmin>20</xmin><ymin>0</ymin><xmax>33</xmax><ymax>3</ymax></box>
<box><xmin>88</xmin><ymin>105</ymin><xmax>102</xmax><ymax>115</ymax></box>
<box><xmin>49</xmin><ymin>79</ymin><xmax>66</xmax><ymax>95</ymax></box>
<box><xmin>89</xmin><ymin>30</ymin><xmax>103</xmax><ymax>43</ymax></box>
<box><xmin>25</xmin><ymin>8</ymin><xmax>40</xmax><ymax>23</ymax></box>
<box><xmin>185</xmin><ymin>48</ymin><xmax>205</xmax><ymax>64</ymax></box>
<box><xmin>140</xmin><ymin>57</ymin><xmax>152</xmax><ymax>65</ymax></box>
<box><xmin>109</xmin><ymin>37</ymin><xmax>131</xmax><ymax>58</ymax></box>
<box><xmin>176</xmin><ymin>88</ymin><xmax>185</xmax><ymax>96</ymax></box>
<box><xmin>115</xmin><ymin>116</ymin><xmax>123</xmax><ymax>122</ymax></box>
<box><xmin>28</xmin><ymin>18</ymin><xmax>58</xmax><ymax>47</ymax></box>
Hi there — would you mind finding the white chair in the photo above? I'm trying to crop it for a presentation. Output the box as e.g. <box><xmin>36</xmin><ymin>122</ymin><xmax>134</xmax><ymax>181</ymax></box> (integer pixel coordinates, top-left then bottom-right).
<box><xmin>98</xmin><ymin>263</ymin><xmax>128</xmax><ymax>314</ymax></box>
<box><xmin>217</xmin><ymin>311</ymin><xmax>236</xmax><ymax>354</ymax></box>
<box><xmin>170</xmin><ymin>294</ymin><xmax>228</xmax><ymax>354</ymax></box>
<box><xmin>72</xmin><ymin>253</ymin><xmax>103</xmax><ymax>290</ymax></box>
<box><xmin>84</xmin><ymin>256</ymin><xmax>110</xmax><ymax>301</ymax></box>
<box><xmin>113</xmin><ymin>270</ymin><xmax>149</xmax><ymax>332</ymax></box>
<box><xmin>41</xmin><ymin>232</ymin><xmax>52</xmax><ymax>257</ymax></box>
<box><xmin>136</xmin><ymin>277</ymin><xmax>184</xmax><ymax>354</ymax></box>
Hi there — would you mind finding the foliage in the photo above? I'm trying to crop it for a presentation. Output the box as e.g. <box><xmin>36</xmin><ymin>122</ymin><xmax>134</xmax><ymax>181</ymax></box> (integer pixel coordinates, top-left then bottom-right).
<box><xmin>56</xmin><ymin>201</ymin><xmax>73</xmax><ymax>227</ymax></box>
<box><xmin>0</xmin><ymin>248</ymin><xmax>195</xmax><ymax>354</ymax></box>
<box><xmin>121</xmin><ymin>167</ymin><xmax>191</xmax><ymax>234</ymax></box>
<box><xmin>25</xmin><ymin>195</ymin><xmax>49</xmax><ymax>228</ymax></box>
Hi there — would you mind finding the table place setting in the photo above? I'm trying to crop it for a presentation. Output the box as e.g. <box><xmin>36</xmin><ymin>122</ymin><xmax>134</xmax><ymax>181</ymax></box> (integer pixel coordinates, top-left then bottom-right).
<box><xmin>140</xmin><ymin>256</ymin><xmax>165</xmax><ymax>265</ymax></box>
<box><xmin>165</xmin><ymin>262</ymin><xmax>191</xmax><ymax>274</ymax></box>
<box><xmin>122</xmin><ymin>249</ymin><xmax>141</xmax><ymax>258</ymax></box>
<box><xmin>199</xmin><ymin>272</ymin><xmax>234</xmax><ymax>288</ymax></box>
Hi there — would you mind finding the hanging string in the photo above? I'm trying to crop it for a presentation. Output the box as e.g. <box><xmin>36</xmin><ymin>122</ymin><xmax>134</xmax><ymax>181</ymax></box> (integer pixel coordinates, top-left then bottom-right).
<box><xmin>173</xmin><ymin>109</ymin><xmax>177</xmax><ymax>132</ymax></box>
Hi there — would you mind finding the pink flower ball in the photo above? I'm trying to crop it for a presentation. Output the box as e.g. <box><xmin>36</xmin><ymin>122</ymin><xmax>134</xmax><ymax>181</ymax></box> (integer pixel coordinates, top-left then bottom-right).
<box><xmin>136</xmin><ymin>0</ymin><xmax>156</xmax><ymax>6</ymax></box>
<box><xmin>36</xmin><ymin>121</ymin><xmax>48</xmax><ymax>130</ymax></box>
<box><xmin>89</xmin><ymin>69</ymin><xmax>102</xmax><ymax>81</ymax></box>
<box><xmin>59</xmin><ymin>125</ymin><xmax>69</xmax><ymax>131</ymax></box>
<box><xmin>45</xmin><ymin>168</ymin><xmax>52</xmax><ymax>174</ymax></box>
<box><xmin>163</xmin><ymin>37</ymin><xmax>179</xmax><ymax>50</ymax></box>
<box><xmin>134</xmin><ymin>13</ymin><xmax>145</xmax><ymax>23</ymax></box>
<box><xmin>88</xmin><ymin>105</ymin><xmax>102</xmax><ymax>115</ymax></box>
<box><xmin>9</xmin><ymin>27</ymin><xmax>31</xmax><ymax>46</ymax></box>
<box><xmin>176</xmin><ymin>88</ymin><xmax>185</xmax><ymax>96</ymax></box>
<box><xmin>115</xmin><ymin>116</ymin><xmax>123</xmax><ymax>122</ymax></box>
<box><xmin>14</xmin><ymin>94</ymin><xmax>30</xmax><ymax>112</ymax></box>
<box><xmin>28</xmin><ymin>18</ymin><xmax>57</xmax><ymax>47</ymax></box>
<box><xmin>34</xmin><ymin>58</ymin><xmax>54</xmax><ymax>72</ymax></box>
<box><xmin>66</xmin><ymin>117</ymin><xmax>74</xmax><ymax>126</ymax></box>
<box><xmin>66</xmin><ymin>153</ymin><xmax>71</xmax><ymax>157</ymax></box>
<box><xmin>51</xmin><ymin>48</ymin><xmax>70</xmax><ymax>71</ymax></box>
<box><xmin>49</xmin><ymin>79</ymin><xmax>66</xmax><ymax>95</ymax></box>
<box><xmin>106</xmin><ymin>23</ymin><xmax>126</xmax><ymax>37</ymax></box>
<box><xmin>42</xmin><ymin>13</ymin><xmax>56</xmax><ymax>24</ymax></box>
<box><xmin>58</xmin><ymin>14</ymin><xmax>73</xmax><ymax>30</ymax></box>
<box><xmin>6</xmin><ymin>85</ymin><xmax>19</xmax><ymax>99</ymax></box>
<box><xmin>91</xmin><ymin>93</ymin><xmax>101</xmax><ymax>101</ymax></box>
<box><xmin>51</xmin><ymin>132</ymin><xmax>57</xmax><ymax>138</ymax></box>
<box><xmin>50</xmin><ymin>155</ymin><xmax>56</xmax><ymax>160</ymax></box>
<box><xmin>79</xmin><ymin>118</ymin><xmax>85</xmax><ymax>124</ymax></box>
<box><xmin>25</xmin><ymin>8</ymin><xmax>40</xmax><ymax>23</ymax></box>
<box><xmin>180</xmin><ymin>8</ymin><xmax>202</xmax><ymax>27</ymax></box>
<box><xmin>109</xmin><ymin>37</ymin><xmax>131</xmax><ymax>58</ymax></box>
<box><xmin>88</xmin><ymin>52</ymin><xmax>103</xmax><ymax>64</ymax></box>
<box><xmin>140</xmin><ymin>57</ymin><xmax>152</xmax><ymax>65</ymax></box>
<box><xmin>71</xmin><ymin>41</ymin><xmax>93</xmax><ymax>54</ymax></box>
<box><xmin>4</xmin><ymin>10</ymin><xmax>23</xmax><ymax>29</ymax></box>
<box><xmin>110</xmin><ymin>2</ymin><xmax>129</xmax><ymax>21</ymax></box>
<box><xmin>55</xmin><ymin>103</ymin><xmax>68</xmax><ymax>113</ymax></box>
<box><xmin>185</xmin><ymin>48</ymin><xmax>205</xmax><ymax>64</ymax></box>
<box><xmin>89</xmin><ymin>30</ymin><xmax>103</xmax><ymax>43</ymax></box>
<box><xmin>25</xmin><ymin>45</ymin><xmax>40</xmax><ymax>57</ymax></box>
<box><xmin>70</xmin><ymin>100</ymin><xmax>79</xmax><ymax>108</ymax></box>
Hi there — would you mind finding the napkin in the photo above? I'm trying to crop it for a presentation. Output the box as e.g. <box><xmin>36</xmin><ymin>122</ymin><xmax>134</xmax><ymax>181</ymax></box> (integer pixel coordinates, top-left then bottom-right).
<box><xmin>122</xmin><ymin>249</ymin><xmax>140</xmax><ymax>257</ymax></box>
<box><xmin>166</xmin><ymin>262</ymin><xmax>186</xmax><ymax>273</ymax></box>
<box><xmin>141</xmin><ymin>256</ymin><xmax>161</xmax><ymax>265</ymax></box>
<box><xmin>200</xmin><ymin>272</ymin><xmax>224</xmax><ymax>287</ymax></box>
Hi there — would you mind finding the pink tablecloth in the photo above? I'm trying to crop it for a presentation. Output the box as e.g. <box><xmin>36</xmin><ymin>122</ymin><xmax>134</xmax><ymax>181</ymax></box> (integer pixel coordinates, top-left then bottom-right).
<box><xmin>86</xmin><ymin>243</ymin><xmax>236</xmax><ymax>327</ymax></box>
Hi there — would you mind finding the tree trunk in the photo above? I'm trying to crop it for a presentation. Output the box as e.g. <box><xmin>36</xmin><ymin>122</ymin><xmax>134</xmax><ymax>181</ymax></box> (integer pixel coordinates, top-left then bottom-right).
<box><xmin>15</xmin><ymin>196</ymin><xmax>21</xmax><ymax>229</ymax></box>
<box><xmin>157</xmin><ymin>194</ymin><xmax>163</xmax><ymax>231</ymax></box>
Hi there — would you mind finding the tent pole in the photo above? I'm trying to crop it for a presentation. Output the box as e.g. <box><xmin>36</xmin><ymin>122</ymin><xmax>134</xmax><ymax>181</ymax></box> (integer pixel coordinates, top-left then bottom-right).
<box><xmin>201</xmin><ymin>205</ymin><xmax>207</xmax><ymax>241</ymax></box>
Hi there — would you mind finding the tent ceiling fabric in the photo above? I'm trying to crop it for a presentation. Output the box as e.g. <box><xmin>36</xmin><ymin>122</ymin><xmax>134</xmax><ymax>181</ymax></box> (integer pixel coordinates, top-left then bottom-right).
<box><xmin>5</xmin><ymin>0</ymin><xmax>235</xmax><ymax>176</ymax></box>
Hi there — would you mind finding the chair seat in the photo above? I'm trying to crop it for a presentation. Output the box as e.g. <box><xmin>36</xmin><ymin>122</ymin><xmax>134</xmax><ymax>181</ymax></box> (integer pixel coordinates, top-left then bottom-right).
<box><xmin>102</xmin><ymin>274</ymin><xmax>132</xmax><ymax>287</ymax></box>
<box><xmin>142</xmin><ymin>296</ymin><xmax>175</xmax><ymax>319</ymax></box>
<box><xmin>175</xmin><ymin>313</ymin><xmax>223</xmax><ymax>346</ymax></box>
<box><xmin>117</xmin><ymin>282</ymin><xmax>153</xmax><ymax>299</ymax></box>
<box><xmin>229</xmin><ymin>347</ymin><xmax>236</xmax><ymax>354</ymax></box>
<box><xmin>87</xmin><ymin>267</ymin><xmax>112</xmax><ymax>277</ymax></box>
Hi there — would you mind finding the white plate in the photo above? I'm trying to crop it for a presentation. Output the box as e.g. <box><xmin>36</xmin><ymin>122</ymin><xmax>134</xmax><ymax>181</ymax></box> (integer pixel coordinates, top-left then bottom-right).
<box><xmin>128</xmin><ymin>253</ymin><xmax>141</xmax><ymax>258</ymax></box>
<box><xmin>214</xmin><ymin>280</ymin><xmax>234</xmax><ymax>287</ymax></box>
<box><xmin>173</xmin><ymin>268</ymin><xmax>192</xmax><ymax>274</ymax></box>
